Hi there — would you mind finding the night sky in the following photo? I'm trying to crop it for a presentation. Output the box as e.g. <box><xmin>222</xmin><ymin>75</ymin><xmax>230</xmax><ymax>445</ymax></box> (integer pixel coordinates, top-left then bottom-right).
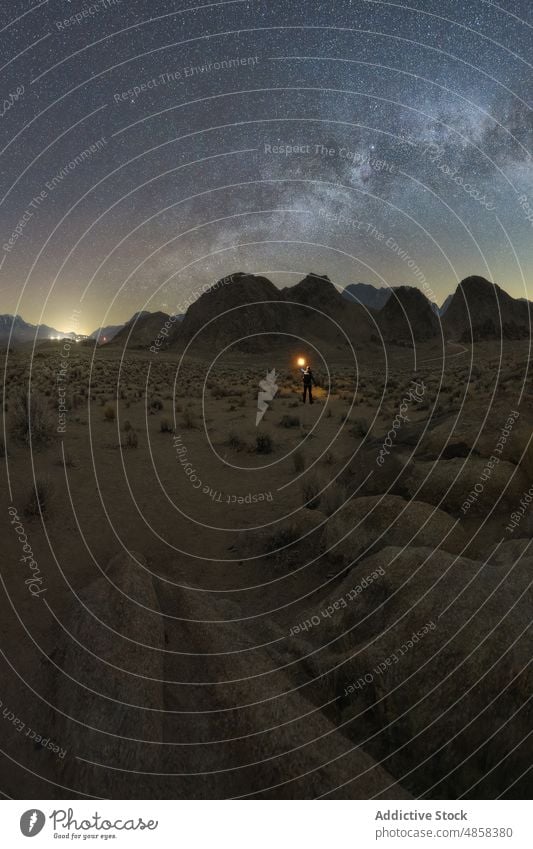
<box><xmin>1</xmin><ymin>0</ymin><xmax>532</xmax><ymax>335</ymax></box>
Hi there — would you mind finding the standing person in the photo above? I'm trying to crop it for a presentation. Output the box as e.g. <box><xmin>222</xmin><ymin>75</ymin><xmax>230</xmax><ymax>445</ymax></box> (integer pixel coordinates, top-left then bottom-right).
<box><xmin>301</xmin><ymin>365</ymin><xmax>315</xmax><ymax>404</ymax></box>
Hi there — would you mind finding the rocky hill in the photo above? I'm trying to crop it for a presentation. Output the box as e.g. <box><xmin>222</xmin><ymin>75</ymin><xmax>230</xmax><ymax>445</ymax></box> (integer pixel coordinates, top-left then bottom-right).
<box><xmin>377</xmin><ymin>286</ymin><xmax>441</xmax><ymax>345</ymax></box>
<box><xmin>443</xmin><ymin>276</ymin><xmax>531</xmax><ymax>341</ymax></box>
<box><xmin>169</xmin><ymin>272</ymin><xmax>377</xmax><ymax>355</ymax></box>
<box><xmin>109</xmin><ymin>311</ymin><xmax>171</xmax><ymax>349</ymax></box>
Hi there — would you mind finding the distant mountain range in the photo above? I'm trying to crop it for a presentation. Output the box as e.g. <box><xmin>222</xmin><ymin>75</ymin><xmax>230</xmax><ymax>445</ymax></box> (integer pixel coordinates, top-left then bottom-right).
<box><xmin>0</xmin><ymin>314</ymin><xmax>77</xmax><ymax>346</ymax></box>
<box><xmin>0</xmin><ymin>312</ymin><xmax>183</xmax><ymax>347</ymax></box>
<box><xmin>342</xmin><ymin>283</ymin><xmax>393</xmax><ymax>311</ymax></box>
<box><xmin>162</xmin><ymin>272</ymin><xmax>378</xmax><ymax>354</ymax></box>
<box><xmin>342</xmin><ymin>282</ymin><xmax>452</xmax><ymax>316</ymax></box>
<box><xmin>2</xmin><ymin>276</ymin><xmax>531</xmax><ymax>350</ymax></box>
<box><xmin>104</xmin><ymin>273</ymin><xmax>533</xmax><ymax>351</ymax></box>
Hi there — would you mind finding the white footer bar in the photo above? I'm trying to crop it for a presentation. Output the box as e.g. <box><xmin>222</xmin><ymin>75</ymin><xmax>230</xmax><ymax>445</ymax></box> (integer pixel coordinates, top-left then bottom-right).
<box><xmin>3</xmin><ymin>800</ymin><xmax>530</xmax><ymax>848</ymax></box>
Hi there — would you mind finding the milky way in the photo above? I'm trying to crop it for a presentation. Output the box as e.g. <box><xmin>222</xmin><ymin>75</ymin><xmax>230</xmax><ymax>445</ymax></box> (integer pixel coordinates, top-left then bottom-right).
<box><xmin>0</xmin><ymin>0</ymin><xmax>531</xmax><ymax>333</ymax></box>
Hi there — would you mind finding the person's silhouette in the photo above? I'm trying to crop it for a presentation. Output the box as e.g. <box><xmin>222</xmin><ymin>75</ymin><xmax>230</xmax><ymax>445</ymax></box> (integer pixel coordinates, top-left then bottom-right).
<box><xmin>301</xmin><ymin>366</ymin><xmax>315</xmax><ymax>404</ymax></box>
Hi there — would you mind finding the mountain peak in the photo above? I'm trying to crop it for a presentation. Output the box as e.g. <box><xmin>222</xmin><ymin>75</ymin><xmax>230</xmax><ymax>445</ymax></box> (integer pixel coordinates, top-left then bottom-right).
<box><xmin>444</xmin><ymin>276</ymin><xmax>531</xmax><ymax>340</ymax></box>
<box><xmin>283</xmin><ymin>273</ymin><xmax>340</xmax><ymax>306</ymax></box>
<box><xmin>378</xmin><ymin>285</ymin><xmax>440</xmax><ymax>343</ymax></box>
<box><xmin>458</xmin><ymin>275</ymin><xmax>502</xmax><ymax>296</ymax></box>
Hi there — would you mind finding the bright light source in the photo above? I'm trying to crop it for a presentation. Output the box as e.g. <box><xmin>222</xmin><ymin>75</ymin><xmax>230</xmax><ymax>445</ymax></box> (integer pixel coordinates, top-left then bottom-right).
<box><xmin>297</xmin><ymin>357</ymin><xmax>306</xmax><ymax>367</ymax></box>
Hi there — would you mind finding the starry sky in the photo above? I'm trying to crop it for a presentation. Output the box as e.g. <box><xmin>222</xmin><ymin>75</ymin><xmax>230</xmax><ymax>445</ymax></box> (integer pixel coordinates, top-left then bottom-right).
<box><xmin>0</xmin><ymin>0</ymin><xmax>532</xmax><ymax>334</ymax></box>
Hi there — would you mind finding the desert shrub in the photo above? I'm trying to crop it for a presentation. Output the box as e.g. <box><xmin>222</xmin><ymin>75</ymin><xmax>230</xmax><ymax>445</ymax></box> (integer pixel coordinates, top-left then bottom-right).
<box><xmin>124</xmin><ymin>430</ymin><xmax>138</xmax><ymax>448</ymax></box>
<box><xmin>292</xmin><ymin>449</ymin><xmax>305</xmax><ymax>473</ymax></box>
<box><xmin>123</xmin><ymin>420</ymin><xmax>132</xmax><ymax>432</ymax></box>
<box><xmin>150</xmin><ymin>397</ymin><xmax>164</xmax><ymax>411</ymax></box>
<box><xmin>0</xmin><ymin>437</ymin><xmax>5</xmax><ymax>458</ymax></box>
<box><xmin>211</xmin><ymin>385</ymin><xmax>228</xmax><ymax>399</ymax></box>
<box><xmin>181</xmin><ymin>408</ymin><xmax>196</xmax><ymax>429</ymax></box>
<box><xmin>228</xmin><ymin>431</ymin><xmax>244</xmax><ymax>450</ymax></box>
<box><xmin>103</xmin><ymin>404</ymin><xmax>115</xmax><ymax>421</ymax></box>
<box><xmin>24</xmin><ymin>478</ymin><xmax>53</xmax><ymax>517</ymax></box>
<box><xmin>279</xmin><ymin>414</ymin><xmax>300</xmax><ymax>428</ymax></box>
<box><xmin>160</xmin><ymin>417</ymin><xmax>174</xmax><ymax>433</ymax></box>
<box><xmin>255</xmin><ymin>433</ymin><xmax>273</xmax><ymax>454</ymax></box>
<box><xmin>267</xmin><ymin>523</ymin><xmax>301</xmax><ymax>569</ymax></box>
<box><xmin>56</xmin><ymin>450</ymin><xmax>77</xmax><ymax>468</ymax></box>
<box><xmin>9</xmin><ymin>390</ymin><xmax>54</xmax><ymax>447</ymax></box>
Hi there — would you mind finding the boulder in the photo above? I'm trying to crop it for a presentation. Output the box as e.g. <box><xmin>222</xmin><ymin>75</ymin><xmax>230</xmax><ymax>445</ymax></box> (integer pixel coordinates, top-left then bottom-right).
<box><xmin>317</xmin><ymin>545</ymin><xmax>533</xmax><ymax>798</ymax></box>
<box><xmin>325</xmin><ymin>495</ymin><xmax>466</xmax><ymax>567</ymax></box>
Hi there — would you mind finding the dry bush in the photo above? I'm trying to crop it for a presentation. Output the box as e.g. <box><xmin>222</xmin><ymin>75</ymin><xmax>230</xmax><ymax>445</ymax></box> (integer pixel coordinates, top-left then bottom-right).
<box><xmin>24</xmin><ymin>477</ymin><xmax>54</xmax><ymax>517</ymax></box>
<box><xmin>181</xmin><ymin>408</ymin><xmax>196</xmax><ymax>429</ymax></box>
<box><xmin>55</xmin><ymin>450</ymin><xmax>78</xmax><ymax>468</ymax></box>
<box><xmin>267</xmin><ymin>523</ymin><xmax>301</xmax><ymax>569</ymax></box>
<box><xmin>160</xmin><ymin>417</ymin><xmax>173</xmax><ymax>433</ymax></box>
<box><xmin>211</xmin><ymin>385</ymin><xmax>228</xmax><ymax>399</ymax></box>
<box><xmin>124</xmin><ymin>430</ymin><xmax>138</xmax><ymax>448</ymax></box>
<box><xmin>228</xmin><ymin>431</ymin><xmax>244</xmax><ymax>450</ymax></box>
<box><xmin>350</xmin><ymin>418</ymin><xmax>369</xmax><ymax>437</ymax></box>
<box><xmin>103</xmin><ymin>404</ymin><xmax>116</xmax><ymax>421</ymax></box>
<box><xmin>279</xmin><ymin>414</ymin><xmax>300</xmax><ymax>428</ymax></box>
<box><xmin>9</xmin><ymin>390</ymin><xmax>54</xmax><ymax>447</ymax></box>
<box><xmin>255</xmin><ymin>433</ymin><xmax>273</xmax><ymax>454</ymax></box>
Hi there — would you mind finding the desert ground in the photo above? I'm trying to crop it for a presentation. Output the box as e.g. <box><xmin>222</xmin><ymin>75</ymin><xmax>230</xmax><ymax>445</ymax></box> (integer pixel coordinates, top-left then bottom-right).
<box><xmin>0</xmin><ymin>335</ymin><xmax>531</xmax><ymax>799</ymax></box>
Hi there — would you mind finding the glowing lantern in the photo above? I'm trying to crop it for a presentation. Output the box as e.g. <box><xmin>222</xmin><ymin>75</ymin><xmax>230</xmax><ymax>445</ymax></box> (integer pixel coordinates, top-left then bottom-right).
<box><xmin>297</xmin><ymin>357</ymin><xmax>306</xmax><ymax>367</ymax></box>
